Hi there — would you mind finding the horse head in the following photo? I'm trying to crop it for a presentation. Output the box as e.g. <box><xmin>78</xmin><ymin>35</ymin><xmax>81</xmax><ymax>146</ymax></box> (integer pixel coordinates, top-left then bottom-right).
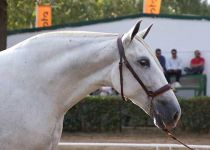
<box><xmin>111</xmin><ymin>21</ymin><xmax>181</xmax><ymax>131</ymax></box>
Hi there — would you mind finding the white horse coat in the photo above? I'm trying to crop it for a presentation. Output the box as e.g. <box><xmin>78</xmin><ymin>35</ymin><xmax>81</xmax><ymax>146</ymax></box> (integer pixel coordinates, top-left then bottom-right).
<box><xmin>0</xmin><ymin>22</ymin><xmax>181</xmax><ymax>150</ymax></box>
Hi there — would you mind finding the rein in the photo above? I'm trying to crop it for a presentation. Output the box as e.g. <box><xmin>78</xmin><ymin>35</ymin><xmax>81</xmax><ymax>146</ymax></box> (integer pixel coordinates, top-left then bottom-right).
<box><xmin>117</xmin><ymin>36</ymin><xmax>194</xmax><ymax>150</ymax></box>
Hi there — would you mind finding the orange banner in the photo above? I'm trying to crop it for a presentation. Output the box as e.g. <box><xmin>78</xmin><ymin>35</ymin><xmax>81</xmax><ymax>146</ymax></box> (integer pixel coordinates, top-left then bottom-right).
<box><xmin>36</xmin><ymin>5</ymin><xmax>52</xmax><ymax>27</ymax></box>
<box><xmin>143</xmin><ymin>0</ymin><xmax>162</xmax><ymax>14</ymax></box>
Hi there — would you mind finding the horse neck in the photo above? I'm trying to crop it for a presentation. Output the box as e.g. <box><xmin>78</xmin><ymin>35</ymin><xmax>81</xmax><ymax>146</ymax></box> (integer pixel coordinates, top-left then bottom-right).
<box><xmin>34</xmin><ymin>32</ymin><xmax>119</xmax><ymax>114</ymax></box>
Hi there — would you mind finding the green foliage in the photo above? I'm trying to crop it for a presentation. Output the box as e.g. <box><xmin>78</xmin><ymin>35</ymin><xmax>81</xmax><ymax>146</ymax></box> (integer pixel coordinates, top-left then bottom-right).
<box><xmin>161</xmin><ymin>0</ymin><xmax>210</xmax><ymax>15</ymax></box>
<box><xmin>63</xmin><ymin>96</ymin><xmax>210</xmax><ymax>133</ymax></box>
<box><xmin>179</xmin><ymin>97</ymin><xmax>210</xmax><ymax>132</ymax></box>
<box><xmin>7</xmin><ymin>0</ymin><xmax>36</xmax><ymax>30</ymax></box>
<box><xmin>7</xmin><ymin>0</ymin><xmax>210</xmax><ymax>30</ymax></box>
<box><xmin>7</xmin><ymin>0</ymin><xmax>143</xmax><ymax>30</ymax></box>
<box><xmin>63</xmin><ymin>96</ymin><xmax>123</xmax><ymax>132</ymax></box>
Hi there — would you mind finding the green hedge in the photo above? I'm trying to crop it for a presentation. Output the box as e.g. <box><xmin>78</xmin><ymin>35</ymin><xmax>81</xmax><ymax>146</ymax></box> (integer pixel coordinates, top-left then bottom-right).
<box><xmin>63</xmin><ymin>96</ymin><xmax>210</xmax><ymax>132</ymax></box>
<box><xmin>179</xmin><ymin>97</ymin><xmax>210</xmax><ymax>132</ymax></box>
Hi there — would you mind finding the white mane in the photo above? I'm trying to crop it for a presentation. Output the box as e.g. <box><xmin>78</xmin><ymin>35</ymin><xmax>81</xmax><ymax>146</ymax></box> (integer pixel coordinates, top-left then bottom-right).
<box><xmin>36</xmin><ymin>30</ymin><xmax>118</xmax><ymax>38</ymax></box>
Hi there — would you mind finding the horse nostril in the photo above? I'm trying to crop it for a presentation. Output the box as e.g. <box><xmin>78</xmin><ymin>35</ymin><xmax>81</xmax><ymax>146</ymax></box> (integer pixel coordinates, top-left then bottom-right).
<box><xmin>173</xmin><ymin>111</ymin><xmax>179</xmax><ymax>121</ymax></box>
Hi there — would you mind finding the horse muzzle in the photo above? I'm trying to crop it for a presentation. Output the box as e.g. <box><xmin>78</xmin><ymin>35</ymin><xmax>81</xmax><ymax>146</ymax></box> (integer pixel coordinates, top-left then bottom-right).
<box><xmin>152</xmin><ymin>99</ymin><xmax>181</xmax><ymax>131</ymax></box>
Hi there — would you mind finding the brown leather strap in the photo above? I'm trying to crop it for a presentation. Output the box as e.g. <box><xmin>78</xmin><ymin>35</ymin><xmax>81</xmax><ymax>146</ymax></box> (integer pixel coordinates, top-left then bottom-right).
<box><xmin>119</xmin><ymin>56</ymin><xmax>126</xmax><ymax>101</ymax></box>
<box><xmin>117</xmin><ymin>36</ymin><xmax>171</xmax><ymax>100</ymax></box>
<box><xmin>152</xmin><ymin>84</ymin><xmax>172</xmax><ymax>97</ymax></box>
<box><xmin>117</xmin><ymin>35</ymin><xmax>193</xmax><ymax>150</ymax></box>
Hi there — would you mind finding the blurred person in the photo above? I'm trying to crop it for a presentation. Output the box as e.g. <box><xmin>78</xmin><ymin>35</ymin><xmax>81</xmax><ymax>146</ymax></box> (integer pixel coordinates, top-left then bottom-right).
<box><xmin>184</xmin><ymin>50</ymin><xmax>205</xmax><ymax>74</ymax></box>
<box><xmin>166</xmin><ymin>49</ymin><xmax>182</xmax><ymax>87</ymax></box>
<box><xmin>155</xmin><ymin>48</ymin><xmax>167</xmax><ymax>73</ymax></box>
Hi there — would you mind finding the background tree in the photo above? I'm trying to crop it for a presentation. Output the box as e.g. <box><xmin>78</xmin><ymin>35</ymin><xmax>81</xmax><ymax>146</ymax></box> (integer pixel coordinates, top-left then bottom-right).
<box><xmin>7</xmin><ymin>0</ymin><xmax>210</xmax><ymax>30</ymax></box>
<box><xmin>0</xmin><ymin>0</ymin><xmax>7</xmax><ymax>51</ymax></box>
<box><xmin>7</xmin><ymin>0</ymin><xmax>35</xmax><ymax>30</ymax></box>
<box><xmin>161</xmin><ymin>0</ymin><xmax>210</xmax><ymax>15</ymax></box>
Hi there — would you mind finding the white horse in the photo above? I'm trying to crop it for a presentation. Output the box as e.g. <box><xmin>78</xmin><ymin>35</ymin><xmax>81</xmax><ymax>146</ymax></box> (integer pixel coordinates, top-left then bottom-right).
<box><xmin>0</xmin><ymin>21</ymin><xmax>181</xmax><ymax>150</ymax></box>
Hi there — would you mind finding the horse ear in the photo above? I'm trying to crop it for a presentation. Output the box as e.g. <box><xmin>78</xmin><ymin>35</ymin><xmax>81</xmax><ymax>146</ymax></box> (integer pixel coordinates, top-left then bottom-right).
<box><xmin>138</xmin><ymin>24</ymin><xmax>153</xmax><ymax>39</ymax></box>
<box><xmin>122</xmin><ymin>20</ymin><xmax>142</xmax><ymax>46</ymax></box>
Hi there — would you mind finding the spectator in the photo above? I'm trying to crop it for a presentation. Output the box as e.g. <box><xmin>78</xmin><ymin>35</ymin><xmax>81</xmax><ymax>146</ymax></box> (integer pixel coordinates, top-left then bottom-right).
<box><xmin>166</xmin><ymin>49</ymin><xmax>182</xmax><ymax>87</ymax></box>
<box><xmin>155</xmin><ymin>48</ymin><xmax>167</xmax><ymax>73</ymax></box>
<box><xmin>184</xmin><ymin>50</ymin><xmax>205</xmax><ymax>74</ymax></box>
<box><xmin>155</xmin><ymin>48</ymin><xmax>168</xmax><ymax>81</ymax></box>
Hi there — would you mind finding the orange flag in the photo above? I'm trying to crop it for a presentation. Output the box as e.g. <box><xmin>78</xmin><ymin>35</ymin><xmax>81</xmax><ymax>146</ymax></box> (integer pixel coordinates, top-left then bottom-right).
<box><xmin>36</xmin><ymin>4</ymin><xmax>52</xmax><ymax>27</ymax></box>
<box><xmin>143</xmin><ymin>0</ymin><xmax>162</xmax><ymax>14</ymax></box>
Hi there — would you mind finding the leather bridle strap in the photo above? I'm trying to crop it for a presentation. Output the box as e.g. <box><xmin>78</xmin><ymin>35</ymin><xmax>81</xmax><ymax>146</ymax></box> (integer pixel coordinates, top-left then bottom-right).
<box><xmin>117</xmin><ymin>36</ymin><xmax>172</xmax><ymax>100</ymax></box>
<box><xmin>117</xmin><ymin>35</ymin><xmax>194</xmax><ymax>150</ymax></box>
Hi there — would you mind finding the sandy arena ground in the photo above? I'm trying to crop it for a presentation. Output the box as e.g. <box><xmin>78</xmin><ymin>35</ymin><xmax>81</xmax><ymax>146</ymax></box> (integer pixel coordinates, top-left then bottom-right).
<box><xmin>58</xmin><ymin>128</ymin><xmax>210</xmax><ymax>150</ymax></box>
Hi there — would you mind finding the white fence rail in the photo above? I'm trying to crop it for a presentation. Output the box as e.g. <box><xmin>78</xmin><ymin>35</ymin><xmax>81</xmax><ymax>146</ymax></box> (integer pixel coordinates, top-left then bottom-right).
<box><xmin>59</xmin><ymin>142</ymin><xmax>210</xmax><ymax>150</ymax></box>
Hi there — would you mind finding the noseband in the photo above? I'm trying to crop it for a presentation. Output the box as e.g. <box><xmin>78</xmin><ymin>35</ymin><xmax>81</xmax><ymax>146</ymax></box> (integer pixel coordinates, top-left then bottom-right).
<box><xmin>117</xmin><ymin>36</ymin><xmax>172</xmax><ymax>102</ymax></box>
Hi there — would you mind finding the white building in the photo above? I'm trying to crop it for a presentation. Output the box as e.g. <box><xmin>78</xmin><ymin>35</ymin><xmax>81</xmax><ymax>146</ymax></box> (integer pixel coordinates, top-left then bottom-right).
<box><xmin>7</xmin><ymin>14</ymin><xmax>210</xmax><ymax>96</ymax></box>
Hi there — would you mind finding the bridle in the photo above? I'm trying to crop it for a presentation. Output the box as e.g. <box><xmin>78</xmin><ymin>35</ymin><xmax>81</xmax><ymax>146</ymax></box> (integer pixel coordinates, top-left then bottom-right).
<box><xmin>117</xmin><ymin>35</ymin><xmax>194</xmax><ymax>150</ymax></box>
<box><xmin>117</xmin><ymin>36</ymin><xmax>171</xmax><ymax>103</ymax></box>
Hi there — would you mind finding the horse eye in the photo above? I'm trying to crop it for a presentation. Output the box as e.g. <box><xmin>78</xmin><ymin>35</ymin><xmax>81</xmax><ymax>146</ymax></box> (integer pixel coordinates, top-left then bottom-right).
<box><xmin>138</xmin><ymin>58</ymin><xmax>150</xmax><ymax>67</ymax></box>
